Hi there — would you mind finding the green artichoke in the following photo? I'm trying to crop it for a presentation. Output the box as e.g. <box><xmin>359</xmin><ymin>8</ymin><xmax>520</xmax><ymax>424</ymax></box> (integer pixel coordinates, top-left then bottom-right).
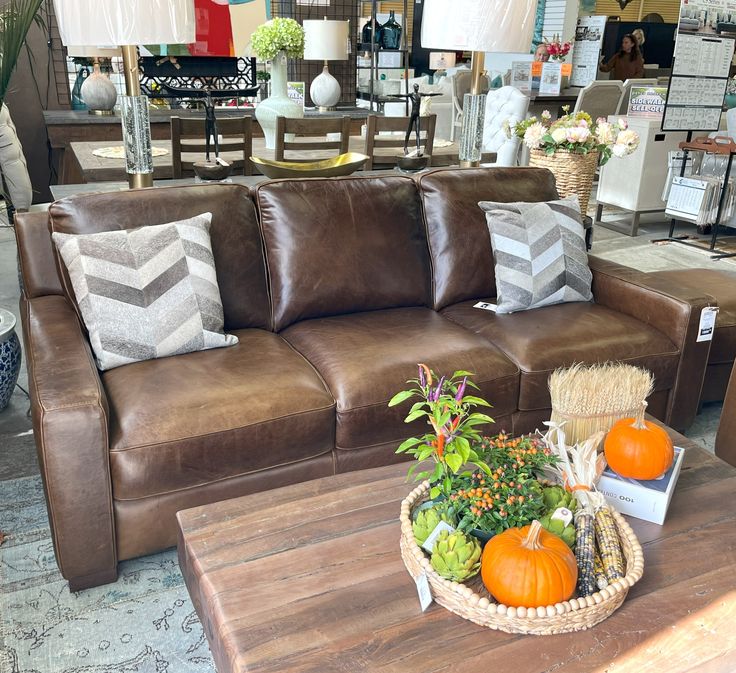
<box><xmin>430</xmin><ymin>530</ymin><xmax>482</xmax><ymax>583</ymax></box>
<box><xmin>413</xmin><ymin>506</ymin><xmax>456</xmax><ymax>546</ymax></box>
<box><xmin>542</xmin><ymin>486</ymin><xmax>577</xmax><ymax>512</ymax></box>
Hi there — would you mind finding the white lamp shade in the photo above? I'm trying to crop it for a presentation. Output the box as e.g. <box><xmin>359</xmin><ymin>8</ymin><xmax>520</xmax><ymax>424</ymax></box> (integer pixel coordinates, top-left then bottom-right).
<box><xmin>53</xmin><ymin>0</ymin><xmax>195</xmax><ymax>46</ymax></box>
<box><xmin>429</xmin><ymin>52</ymin><xmax>457</xmax><ymax>69</ymax></box>
<box><xmin>421</xmin><ymin>0</ymin><xmax>537</xmax><ymax>53</ymax></box>
<box><xmin>66</xmin><ymin>46</ymin><xmax>122</xmax><ymax>58</ymax></box>
<box><xmin>303</xmin><ymin>19</ymin><xmax>349</xmax><ymax>61</ymax></box>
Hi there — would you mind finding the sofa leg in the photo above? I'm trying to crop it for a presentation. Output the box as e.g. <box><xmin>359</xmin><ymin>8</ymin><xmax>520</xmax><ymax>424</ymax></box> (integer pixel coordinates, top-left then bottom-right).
<box><xmin>67</xmin><ymin>566</ymin><xmax>118</xmax><ymax>592</ymax></box>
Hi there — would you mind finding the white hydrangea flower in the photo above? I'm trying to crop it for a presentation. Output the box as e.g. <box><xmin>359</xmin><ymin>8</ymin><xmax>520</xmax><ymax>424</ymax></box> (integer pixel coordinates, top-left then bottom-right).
<box><xmin>523</xmin><ymin>122</ymin><xmax>546</xmax><ymax>149</ymax></box>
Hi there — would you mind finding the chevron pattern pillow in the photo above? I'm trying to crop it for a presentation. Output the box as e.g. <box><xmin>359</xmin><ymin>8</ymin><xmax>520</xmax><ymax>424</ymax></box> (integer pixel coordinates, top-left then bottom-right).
<box><xmin>52</xmin><ymin>212</ymin><xmax>238</xmax><ymax>371</ymax></box>
<box><xmin>478</xmin><ymin>196</ymin><xmax>593</xmax><ymax>315</ymax></box>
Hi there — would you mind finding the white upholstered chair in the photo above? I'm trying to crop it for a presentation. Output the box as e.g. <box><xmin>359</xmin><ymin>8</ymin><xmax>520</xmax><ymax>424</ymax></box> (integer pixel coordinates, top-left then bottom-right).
<box><xmin>0</xmin><ymin>105</ymin><xmax>33</xmax><ymax>216</ymax></box>
<box><xmin>481</xmin><ymin>86</ymin><xmax>530</xmax><ymax>167</ymax></box>
<box><xmin>573</xmin><ymin>80</ymin><xmax>625</xmax><ymax>121</ymax></box>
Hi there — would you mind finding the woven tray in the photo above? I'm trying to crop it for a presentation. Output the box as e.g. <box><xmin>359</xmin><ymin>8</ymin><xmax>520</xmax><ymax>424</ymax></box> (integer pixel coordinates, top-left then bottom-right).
<box><xmin>399</xmin><ymin>480</ymin><xmax>644</xmax><ymax>635</ymax></box>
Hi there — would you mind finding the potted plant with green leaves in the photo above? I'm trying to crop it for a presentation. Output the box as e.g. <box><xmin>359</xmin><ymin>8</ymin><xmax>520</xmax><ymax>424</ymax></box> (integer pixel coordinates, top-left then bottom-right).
<box><xmin>389</xmin><ymin>365</ymin><xmax>495</xmax><ymax>502</ymax></box>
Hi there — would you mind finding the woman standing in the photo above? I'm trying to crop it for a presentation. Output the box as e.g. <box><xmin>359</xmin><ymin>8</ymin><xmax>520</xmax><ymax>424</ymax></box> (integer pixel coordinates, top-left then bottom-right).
<box><xmin>599</xmin><ymin>34</ymin><xmax>645</xmax><ymax>80</ymax></box>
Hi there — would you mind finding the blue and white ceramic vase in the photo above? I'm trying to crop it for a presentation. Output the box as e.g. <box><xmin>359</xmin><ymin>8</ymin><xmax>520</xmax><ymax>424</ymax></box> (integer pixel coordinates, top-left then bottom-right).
<box><xmin>0</xmin><ymin>309</ymin><xmax>21</xmax><ymax>411</ymax></box>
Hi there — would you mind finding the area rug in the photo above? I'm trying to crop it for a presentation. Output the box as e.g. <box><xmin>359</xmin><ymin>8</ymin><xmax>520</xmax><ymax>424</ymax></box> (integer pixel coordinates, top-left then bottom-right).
<box><xmin>0</xmin><ymin>476</ymin><xmax>215</xmax><ymax>673</ymax></box>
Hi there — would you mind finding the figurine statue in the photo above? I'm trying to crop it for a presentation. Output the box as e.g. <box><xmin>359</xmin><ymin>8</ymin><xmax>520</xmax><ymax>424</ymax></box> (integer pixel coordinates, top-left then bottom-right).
<box><xmin>391</xmin><ymin>83</ymin><xmax>441</xmax><ymax>155</ymax></box>
<box><xmin>160</xmin><ymin>81</ymin><xmax>259</xmax><ymax>162</ymax></box>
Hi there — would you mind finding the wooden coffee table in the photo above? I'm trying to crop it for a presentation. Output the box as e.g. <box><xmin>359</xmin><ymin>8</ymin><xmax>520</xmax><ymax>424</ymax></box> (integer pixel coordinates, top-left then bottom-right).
<box><xmin>177</xmin><ymin>430</ymin><xmax>736</xmax><ymax>673</ymax></box>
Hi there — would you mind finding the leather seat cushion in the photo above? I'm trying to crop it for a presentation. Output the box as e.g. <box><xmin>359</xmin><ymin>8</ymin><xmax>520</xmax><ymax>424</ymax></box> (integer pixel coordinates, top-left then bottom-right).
<box><xmin>441</xmin><ymin>301</ymin><xmax>680</xmax><ymax>410</ymax></box>
<box><xmin>280</xmin><ymin>307</ymin><xmax>520</xmax><ymax>451</ymax></box>
<box><xmin>649</xmin><ymin>269</ymin><xmax>736</xmax><ymax>364</ymax></box>
<box><xmin>103</xmin><ymin>329</ymin><xmax>336</xmax><ymax>501</ymax></box>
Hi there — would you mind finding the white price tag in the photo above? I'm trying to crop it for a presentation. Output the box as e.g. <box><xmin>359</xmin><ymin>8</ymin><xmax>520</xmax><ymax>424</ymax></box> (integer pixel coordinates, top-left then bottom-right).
<box><xmin>215</xmin><ymin>157</ymin><xmax>230</xmax><ymax>167</ymax></box>
<box><xmin>420</xmin><ymin>521</ymin><xmax>455</xmax><ymax>554</ymax></box>
<box><xmin>697</xmin><ymin>306</ymin><xmax>719</xmax><ymax>342</ymax></box>
<box><xmin>415</xmin><ymin>572</ymin><xmax>433</xmax><ymax>612</ymax></box>
<box><xmin>551</xmin><ymin>507</ymin><xmax>573</xmax><ymax>528</ymax></box>
<box><xmin>473</xmin><ymin>301</ymin><xmax>497</xmax><ymax>312</ymax></box>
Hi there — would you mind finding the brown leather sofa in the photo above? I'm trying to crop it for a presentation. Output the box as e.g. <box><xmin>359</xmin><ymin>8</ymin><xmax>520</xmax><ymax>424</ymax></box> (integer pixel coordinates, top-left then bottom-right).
<box><xmin>15</xmin><ymin>167</ymin><xmax>714</xmax><ymax>590</ymax></box>
<box><xmin>647</xmin><ymin>268</ymin><xmax>736</xmax><ymax>405</ymax></box>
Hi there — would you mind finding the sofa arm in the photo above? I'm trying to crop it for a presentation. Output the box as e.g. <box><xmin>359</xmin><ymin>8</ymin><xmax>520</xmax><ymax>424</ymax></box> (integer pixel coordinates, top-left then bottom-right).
<box><xmin>22</xmin><ymin>294</ymin><xmax>117</xmax><ymax>590</ymax></box>
<box><xmin>588</xmin><ymin>255</ymin><xmax>716</xmax><ymax>432</ymax></box>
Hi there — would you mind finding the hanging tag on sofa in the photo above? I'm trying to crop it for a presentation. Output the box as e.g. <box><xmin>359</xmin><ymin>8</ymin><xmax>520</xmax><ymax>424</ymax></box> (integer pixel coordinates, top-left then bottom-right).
<box><xmin>697</xmin><ymin>306</ymin><xmax>719</xmax><ymax>342</ymax></box>
<box><xmin>421</xmin><ymin>520</ymin><xmax>456</xmax><ymax>554</ymax></box>
<box><xmin>415</xmin><ymin>572</ymin><xmax>433</xmax><ymax>611</ymax></box>
<box><xmin>474</xmin><ymin>301</ymin><xmax>497</xmax><ymax>312</ymax></box>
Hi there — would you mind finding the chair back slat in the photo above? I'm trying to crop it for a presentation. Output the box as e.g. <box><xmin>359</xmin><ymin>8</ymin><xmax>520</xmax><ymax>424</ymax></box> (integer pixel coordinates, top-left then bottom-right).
<box><xmin>274</xmin><ymin>116</ymin><xmax>351</xmax><ymax>162</ymax></box>
<box><xmin>364</xmin><ymin>114</ymin><xmax>436</xmax><ymax>170</ymax></box>
<box><xmin>170</xmin><ymin>115</ymin><xmax>253</xmax><ymax>178</ymax></box>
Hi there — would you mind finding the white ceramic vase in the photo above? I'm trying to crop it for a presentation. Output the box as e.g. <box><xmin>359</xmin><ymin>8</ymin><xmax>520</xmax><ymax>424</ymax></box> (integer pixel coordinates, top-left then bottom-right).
<box><xmin>255</xmin><ymin>50</ymin><xmax>304</xmax><ymax>149</ymax></box>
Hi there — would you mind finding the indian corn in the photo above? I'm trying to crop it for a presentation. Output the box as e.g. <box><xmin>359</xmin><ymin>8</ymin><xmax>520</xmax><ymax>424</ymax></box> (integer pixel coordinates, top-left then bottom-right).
<box><xmin>594</xmin><ymin>552</ymin><xmax>608</xmax><ymax>590</ymax></box>
<box><xmin>594</xmin><ymin>507</ymin><xmax>624</xmax><ymax>582</ymax></box>
<box><xmin>574</xmin><ymin>511</ymin><xmax>597</xmax><ymax>597</ymax></box>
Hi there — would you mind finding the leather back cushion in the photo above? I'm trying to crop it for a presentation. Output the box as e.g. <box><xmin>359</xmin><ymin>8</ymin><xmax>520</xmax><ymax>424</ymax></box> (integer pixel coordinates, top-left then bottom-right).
<box><xmin>418</xmin><ymin>167</ymin><xmax>559</xmax><ymax>310</ymax></box>
<box><xmin>256</xmin><ymin>176</ymin><xmax>431</xmax><ymax>331</ymax></box>
<box><xmin>48</xmin><ymin>184</ymin><xmax>271</xmax><ymax>331</ymax></box>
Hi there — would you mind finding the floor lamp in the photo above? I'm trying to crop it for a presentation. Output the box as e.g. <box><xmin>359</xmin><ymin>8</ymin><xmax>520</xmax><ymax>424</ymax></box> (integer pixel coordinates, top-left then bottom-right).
<box><xmin>421</xmin><ymin>0</ymin><xmax>537</xmax><ymax>167</ymax></box>
<box><xmin>53</xmin><ymin>0</ymin><xmax>196</xmax><ymax>189</ymax></box>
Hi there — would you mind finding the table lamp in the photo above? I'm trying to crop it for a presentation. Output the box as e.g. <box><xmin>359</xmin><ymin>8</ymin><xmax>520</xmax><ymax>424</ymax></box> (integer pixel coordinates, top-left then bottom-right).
<box><xmin>53</xmin><ymin>0</ymin><xmax>195</xmax><ymax>188</ymax></box>
<box><xmin>303</xmin><ymin>18</ymin><xmax>349</xmax><ymax>111</ymax></box>
<box><xmin>67</xmin><ymin>46</ymin><xmax>122</xmax><ymax>116</ymax></box>
<box><xmin>421</xmin><ymin>0</ymin><xmax>537</xmax><ymax>167</ymax></box>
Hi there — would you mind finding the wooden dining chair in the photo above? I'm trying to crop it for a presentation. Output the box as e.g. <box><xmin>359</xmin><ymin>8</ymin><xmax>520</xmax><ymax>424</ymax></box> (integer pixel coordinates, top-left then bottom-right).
<box><xmin>170</xmin><ymin>115</ymin><xmax>253</xmax><ymax>178</ymax></box>
<box><xmin>364</xmin><ymin>114</ymin><xmax>437</xmax><ymax>170</ymax></box>
<box><xmin>274</xmin><ymin>116</ymin><xmax>351</xmax><ymax>162</ymax></box>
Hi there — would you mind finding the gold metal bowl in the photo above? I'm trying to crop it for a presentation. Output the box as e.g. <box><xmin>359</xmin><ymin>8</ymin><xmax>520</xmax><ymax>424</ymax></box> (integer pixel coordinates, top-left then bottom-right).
<box><xmin>250</xmin><ymin>152</ymin><xmax>369</xmax><ymax>179</ymax></box>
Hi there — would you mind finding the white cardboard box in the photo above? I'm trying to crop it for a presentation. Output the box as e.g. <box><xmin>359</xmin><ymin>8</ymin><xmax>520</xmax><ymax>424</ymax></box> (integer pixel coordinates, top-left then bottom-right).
<box><xmin>597</xmin><ymin>446</ymin><xmax>685</xmax><ymax>525</ymax></box>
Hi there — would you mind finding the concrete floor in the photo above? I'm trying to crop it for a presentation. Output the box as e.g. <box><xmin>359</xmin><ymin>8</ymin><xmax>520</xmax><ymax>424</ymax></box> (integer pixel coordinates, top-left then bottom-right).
<box><xmin>0</xmin><ymin>206</ymin><xmax>728</xmax><ymax>483</ymax></box>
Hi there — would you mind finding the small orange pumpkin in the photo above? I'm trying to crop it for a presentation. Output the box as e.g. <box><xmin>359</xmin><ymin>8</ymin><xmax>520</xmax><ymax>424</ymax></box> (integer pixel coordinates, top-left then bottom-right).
<box><xmin>604</xmin><ymin>404</ymin><xmax>674</xmax><ymax>480</ymax></box>
<box><xmin>481</xmin><ymin>520</ymin><xmax>577</xmax><ymax>608</ymax></box>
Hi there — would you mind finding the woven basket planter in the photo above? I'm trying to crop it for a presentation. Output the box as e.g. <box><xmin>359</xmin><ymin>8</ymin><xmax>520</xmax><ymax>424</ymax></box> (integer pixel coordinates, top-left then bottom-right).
<box><xmin>399</xmin><ymin>480</ymin><xmax>644</xmax><ymax>635</ymax></box>
<box><xmin>529</xmin><ymin>149</ymin><xmax>599</xmax><ymax>216</ymax></box>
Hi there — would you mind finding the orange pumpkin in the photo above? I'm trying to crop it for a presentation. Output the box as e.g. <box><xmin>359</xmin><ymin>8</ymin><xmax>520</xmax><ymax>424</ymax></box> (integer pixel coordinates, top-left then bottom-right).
<box><xmin>481</xmin><ymin>520</ymin><xmax>577</xmax><ymax>608</ymax></box>
<box><xmin>604</xmin><ymin>406</ymin><xmax>674</xmax><ymax>480</ymax></box>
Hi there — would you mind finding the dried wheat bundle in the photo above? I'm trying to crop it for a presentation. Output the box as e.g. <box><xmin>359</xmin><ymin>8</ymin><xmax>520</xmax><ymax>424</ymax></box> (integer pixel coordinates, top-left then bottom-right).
<box><xmin>549</xmin><ymin>363</ymin><xmax>654</xmax><ymax>446</ymax></box>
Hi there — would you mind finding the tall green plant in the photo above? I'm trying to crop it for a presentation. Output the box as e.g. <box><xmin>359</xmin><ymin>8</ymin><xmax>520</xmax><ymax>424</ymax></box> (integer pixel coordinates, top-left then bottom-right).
<box><xmin>0</xmin><ymin>0</ymin><xmax>45</xmax><ymax>110</ymax></box>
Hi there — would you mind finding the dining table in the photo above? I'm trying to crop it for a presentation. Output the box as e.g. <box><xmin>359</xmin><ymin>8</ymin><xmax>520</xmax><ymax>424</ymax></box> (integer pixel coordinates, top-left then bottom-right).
<box><xmin>65</xmin><ymin>137</ymin><xmax>486</xmax><ymax>184</ymax></box>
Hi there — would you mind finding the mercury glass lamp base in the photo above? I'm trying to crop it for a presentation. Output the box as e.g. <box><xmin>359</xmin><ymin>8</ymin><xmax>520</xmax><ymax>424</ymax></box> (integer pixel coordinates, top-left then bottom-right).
<box><xmin>459</xmin><ymin>93</ymin><xmax>486</xmax><ymax>166</ymax></box>
<box><xmin>119</xmin><ymin>94</ymin><xmax>154</xmax><ymax>189</ymax></box>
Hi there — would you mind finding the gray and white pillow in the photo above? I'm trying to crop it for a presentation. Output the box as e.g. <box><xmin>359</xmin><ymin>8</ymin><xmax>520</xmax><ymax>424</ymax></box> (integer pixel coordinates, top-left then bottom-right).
<box><xmin>52</xmin><ymin>212</ymin><xmax>238</xmax><ymax>371</ymax></box>
<box><xmin>478</xmin><ymin>196</ymin><xmax>593</xmax><ymax>315</ymax></box>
